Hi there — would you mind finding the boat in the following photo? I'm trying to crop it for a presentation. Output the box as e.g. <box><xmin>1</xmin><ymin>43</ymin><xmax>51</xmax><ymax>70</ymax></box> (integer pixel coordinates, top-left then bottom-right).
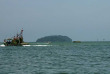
<box><xmin>73</xmin><ymin>41</ymin><xmax>81</xmax><ymax>43</ymax></box>
<box><xmin>3</xmin><ymin>29</ymin><xmax>29</xmax><ymax>46</ymax></box>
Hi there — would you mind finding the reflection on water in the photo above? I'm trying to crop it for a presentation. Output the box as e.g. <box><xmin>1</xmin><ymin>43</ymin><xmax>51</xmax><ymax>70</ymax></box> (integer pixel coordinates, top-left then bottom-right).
<box><xmin>0</xmin><ymin>42</ymin><xmax>110</xmax><ymax>74</ymax></box>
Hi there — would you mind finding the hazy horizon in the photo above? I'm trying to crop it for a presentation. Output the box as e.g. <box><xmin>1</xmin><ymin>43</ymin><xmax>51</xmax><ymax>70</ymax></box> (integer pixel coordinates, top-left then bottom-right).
<box><xmin>0</xmin><ymin>0</ymin><xmax>110</xmax><ymax>42</ymax></box>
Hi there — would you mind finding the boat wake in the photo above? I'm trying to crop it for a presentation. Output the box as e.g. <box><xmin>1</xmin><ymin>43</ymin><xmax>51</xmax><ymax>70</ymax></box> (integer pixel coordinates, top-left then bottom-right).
<box><xmin>0</xmin><ymin>44</ymin><xmax>5</xmax><ymax>47</ymax></box>
<box><xmin>23</xmin><ymin>45</ymin><xmax>52</xmax><ymax>47</ymax></box>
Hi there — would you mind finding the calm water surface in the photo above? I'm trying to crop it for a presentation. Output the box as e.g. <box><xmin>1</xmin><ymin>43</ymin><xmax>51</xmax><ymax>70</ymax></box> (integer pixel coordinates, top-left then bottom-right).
<box><xmin>0</xmin><ymin>42</ymin><xmax>110</xmax><ymax>74</ymax></box>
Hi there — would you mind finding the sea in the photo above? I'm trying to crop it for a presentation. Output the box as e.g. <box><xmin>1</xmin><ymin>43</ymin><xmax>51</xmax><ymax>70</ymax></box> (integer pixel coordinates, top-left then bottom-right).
<box><xmin>0</xmin><ymin>41</ymin><xmax>110</xmax><ymax>74</ymax></box>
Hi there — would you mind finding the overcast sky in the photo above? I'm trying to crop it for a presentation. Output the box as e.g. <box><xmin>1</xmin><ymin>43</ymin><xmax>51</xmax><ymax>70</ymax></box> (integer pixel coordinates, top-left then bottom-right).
<box><xmin>0</xmin><ymin>0</ymin><xmax>110</xmax><ymax>42</ymax></box>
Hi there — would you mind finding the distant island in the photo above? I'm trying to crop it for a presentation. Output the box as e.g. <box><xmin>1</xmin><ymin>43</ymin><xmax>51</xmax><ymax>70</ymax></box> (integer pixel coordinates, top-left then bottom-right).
<box><xmin>36</xmin><ymin>35</ymin><xmax>72</xmax><ymax>43</ymax></box>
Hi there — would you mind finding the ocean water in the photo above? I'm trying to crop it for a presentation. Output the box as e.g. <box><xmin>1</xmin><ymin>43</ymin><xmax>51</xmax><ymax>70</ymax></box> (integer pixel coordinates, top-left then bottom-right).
<box><xmin>0</xmin><ymin>42</ymin><xmax>110</xmax><ymax>74</ymax></box>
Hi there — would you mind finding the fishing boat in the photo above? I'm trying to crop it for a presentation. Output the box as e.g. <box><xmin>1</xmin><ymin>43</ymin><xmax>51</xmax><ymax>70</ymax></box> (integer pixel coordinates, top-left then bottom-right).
<box><xmin>3</xmin><ymin>29</ymin><xmax>29</xmax><ymax>46</ymax></box>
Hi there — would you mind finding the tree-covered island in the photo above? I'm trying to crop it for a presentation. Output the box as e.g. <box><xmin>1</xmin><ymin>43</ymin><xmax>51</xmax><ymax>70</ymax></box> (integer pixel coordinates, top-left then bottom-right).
<box><xmin>36</xmin><ymin>35</ymin><xmax>72</xmax><ymax>43</ymax></box>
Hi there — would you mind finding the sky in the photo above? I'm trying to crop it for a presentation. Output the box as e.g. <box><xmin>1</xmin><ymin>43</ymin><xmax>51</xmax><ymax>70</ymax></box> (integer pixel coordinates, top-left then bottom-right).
<box><xmin>0</xmin><ymin>0</ymin><xmax>110</xmax><ymax>42</ymax></box>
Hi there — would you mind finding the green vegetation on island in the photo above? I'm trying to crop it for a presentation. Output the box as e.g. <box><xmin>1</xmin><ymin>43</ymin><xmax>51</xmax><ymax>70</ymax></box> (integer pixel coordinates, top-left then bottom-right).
<box><xmin>36</xmin><ymin>35</ymin><xmax>72</xmax><ymax>43</ymax></box>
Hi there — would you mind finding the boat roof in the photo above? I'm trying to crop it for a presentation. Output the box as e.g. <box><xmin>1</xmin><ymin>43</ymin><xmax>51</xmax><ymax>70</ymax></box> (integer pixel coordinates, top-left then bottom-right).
<box><xmin>6</xmin><ymin>38</ymin><xmax>13</xmax><ymax>40</ymax></box>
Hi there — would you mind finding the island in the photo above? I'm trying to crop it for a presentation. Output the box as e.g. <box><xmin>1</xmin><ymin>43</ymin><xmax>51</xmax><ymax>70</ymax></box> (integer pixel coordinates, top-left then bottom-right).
<box><xmin>36</xmin><ymin>35</ymin><xmax>72</xmax><ymax>43</ymax></box>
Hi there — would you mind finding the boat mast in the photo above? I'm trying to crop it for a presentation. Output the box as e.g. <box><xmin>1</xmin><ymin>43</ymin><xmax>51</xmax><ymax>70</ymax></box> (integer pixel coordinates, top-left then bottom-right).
<box><xmin>19</xmin><ymin>28</ymin><xmax>23</xmax><ymax>43</ymax></box>
<box><xmin>20</xmin><ymin>28</ymin><xmax>23</xmax><ymax>37</ymax></box>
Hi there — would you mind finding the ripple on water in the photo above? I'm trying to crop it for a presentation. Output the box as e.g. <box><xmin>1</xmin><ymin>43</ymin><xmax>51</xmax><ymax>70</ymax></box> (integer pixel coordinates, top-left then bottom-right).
<box><xmin>1</xmin><ymin>42</ymin><xmax>110</xmax><ymax>74</ymax></box>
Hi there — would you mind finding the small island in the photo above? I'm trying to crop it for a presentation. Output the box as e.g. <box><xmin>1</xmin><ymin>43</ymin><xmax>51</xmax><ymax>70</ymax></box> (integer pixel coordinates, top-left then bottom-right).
<box><xmin>36</xmin><ymin>35</ymin><xmax>72</xmax><ymax>43</ymax></box>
